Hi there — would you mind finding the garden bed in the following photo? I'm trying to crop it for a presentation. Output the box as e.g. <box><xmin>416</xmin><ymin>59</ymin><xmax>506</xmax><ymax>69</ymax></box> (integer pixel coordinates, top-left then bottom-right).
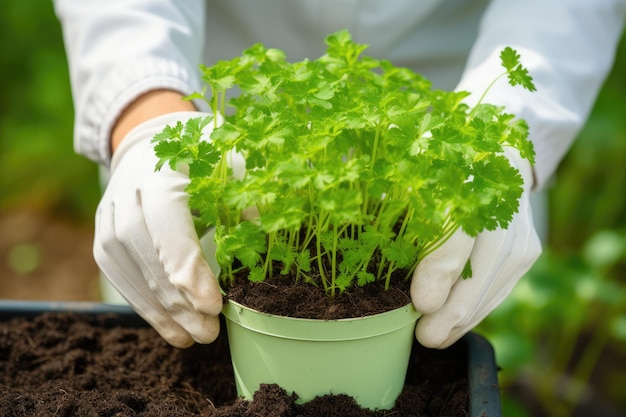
<box><xmin>0</xmin><ymin>301</ymin><xmax>501</xmax><ymax>416</ymax></box>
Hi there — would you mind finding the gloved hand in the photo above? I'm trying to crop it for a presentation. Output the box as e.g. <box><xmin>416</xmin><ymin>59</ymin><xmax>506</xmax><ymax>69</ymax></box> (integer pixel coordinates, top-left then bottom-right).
<box><xmin>410</xmin><ymin>147</ymin><xmax>542</xmax><ymax>349</ymax></box>
<box><xmin>94</xmin><ymin>111</ymin><xmax>223</xmax><ymax>348</ymax></box>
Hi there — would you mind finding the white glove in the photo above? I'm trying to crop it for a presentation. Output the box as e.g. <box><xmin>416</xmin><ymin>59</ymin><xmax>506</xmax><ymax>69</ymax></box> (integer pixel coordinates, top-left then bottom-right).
<box><xmin>94</xmin><ymin>111</ymin><xmax>223</xmax><ymax>348</ymax></box>
<box><xmin>411</xmin><ymin>147</ymin><xmax>542</xmax><ymax>349</ymax></box>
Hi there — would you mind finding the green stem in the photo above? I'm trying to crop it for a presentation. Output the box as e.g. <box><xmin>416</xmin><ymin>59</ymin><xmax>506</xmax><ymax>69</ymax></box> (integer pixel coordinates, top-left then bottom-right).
<box><xmin>210</xmin><ymin>87</ymin><xmax>220</xmax><ymax>128</ymax></box>
<box><xmin>315</xmin><ymin>213</ymin><xmax>328</xmax><ymax>292</ymax></box>
<box><xmin>225</xmin><ymin>263</ymin><xmax>234</xmax><ymax>284</ymax></box>
<box><xmin>300</xmin><ymin>183</ymin><xmax>317</xmax><ymax>249</ymax></box>
<box><xmin>417</xmin><ymin>220</ymin><xmax>459</xmax><ymax>263</ymax></box>
<box><xmin>397</xmin><ymin>205</ymin><xmax>413</xmax><ymax>240</ymax></box>
<box><xmin>263</xmin><ymin>232</ymin><xmax>275</xmax><ymax>279</ymax></box>
<box><xmin>330</xmin><ymin>226</ymin><xmax>339</xmax><ymax>297</ymax></box>
<box><xmin>369</xmin><ymin>123</ymin><xmax>383</xmax><ymax>175</ymax></box>
<box><xmin>468</xmin><ymin>71</ymin><xmax>506</xmax><ymax>119</ymax></box>
<box><xmin>220</xmin><ymin>90</ymin><xmax>226</xmax><ymax>118</ymax></box>
<box><xmin>376</xmin><ymin>251</ymin><xmax>388</xmax><ymax>282</ymax></box>
<box><xmin>404</xmin><ymin>219</ymin><xmax>459</xmax><ymax>281</ymax></box>
<box><xmin>384</xmin><ymin>260</ymin><xmax>396</xmax><ymax>290</ymax></box>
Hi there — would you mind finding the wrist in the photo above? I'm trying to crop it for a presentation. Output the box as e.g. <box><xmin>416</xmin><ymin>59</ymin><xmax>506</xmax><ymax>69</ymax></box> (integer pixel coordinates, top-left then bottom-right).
<box><xmin>111</xmin><ymin>89</ymin><xmax>196</xmax><ymax>154</ymax></box>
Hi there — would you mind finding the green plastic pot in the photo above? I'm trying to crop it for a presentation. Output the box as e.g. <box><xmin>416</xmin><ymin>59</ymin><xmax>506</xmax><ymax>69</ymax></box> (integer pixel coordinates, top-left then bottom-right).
<box><xmin>221</xmin><ymin>299</ymin><xmax>421</xmax><ymax>410</ymax></box>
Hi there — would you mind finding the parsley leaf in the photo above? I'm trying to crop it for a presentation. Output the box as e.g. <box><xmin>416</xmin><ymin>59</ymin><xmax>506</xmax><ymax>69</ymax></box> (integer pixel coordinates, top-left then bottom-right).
<box><xmin>500</xmin><ymin>47</ymin><xmax>537</xmax><ymax>92</ymax></box>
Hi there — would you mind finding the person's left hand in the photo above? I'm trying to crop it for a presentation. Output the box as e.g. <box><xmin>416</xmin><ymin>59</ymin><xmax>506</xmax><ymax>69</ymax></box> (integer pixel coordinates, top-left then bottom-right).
<box><xmin>94</xmin><ymin>111</ymin><xmax>223</xmax><ymax>348</ymax></box>
<box><xmin>410</xmin><ymin>147</ymin><xmax>542</xmax><ymax>349</ymax></box>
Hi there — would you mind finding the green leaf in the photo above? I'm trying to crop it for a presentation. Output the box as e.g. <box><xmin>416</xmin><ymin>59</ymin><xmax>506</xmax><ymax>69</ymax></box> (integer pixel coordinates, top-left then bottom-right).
<box><xmin>361</xmin><ymin>225</ymin><xmax>395</xmax><ymax>250</ymax></box>
<box><xmin>500</xmin><ymin>47</ymin><xmax>537</xmax><ymax>92</ymax></box>
<box><xmin>184</xmin><ymin>91</ymin><xmax>206</xmax><ymax>101</ymax></box>
<box><xmin>296</xmin><ymin>249</ymin><xmax>311</xmax><ymax>273</ymax></box>
<box><xmin>188</xmin><ymin>141</ymin><xmax>220</xmax><ymax>178</ymax></box>
<box><xmin>324</xmin><ymin>29</ymin><xmax>369</xmax><ymax>62</ymax></box>
<box><xmin>504</xmin><ymin>117</ymin><xmax>536</xmax><ymax>164</ymax></box>
<box><xmin>334</xmin><ymin>272</ymin><xmax>353</xmax><ymax>293</ymax></box>
<box><xmin>383</xmin><ymin>238</ymin><xmax>418</xmax><ymax>269</ymax></box>
<box><xmin>462</xmin><ymin>259</ymin><xmax>473</xmax><ymax>279</ymax></box>
<box><xmin>340</xmin><ymin>243</ymin><xmax>370</xmax><ymax>274</ymax></box>
<box><xmin>210</xmin><ymin>123</ymin><xmax>241</xmax><ymax>151</ymax></box>
<box><xmin>357</xmin><ymin>271</ymin><xmax>375</xmax><ymax>287</ymax></box>
<box><xmin>201</xmin><ymin>60</ymin><xmax>237</xmax><ymax>93</ymax></box>
<box><xmin>318</xmin><ymin>188</ymin><xmax>363</xmax><ymax>225</ymax></box>
<box><xmin>248</xmin><ymin>266</ymin><xmax>265</xmax><ymax>283</ymax></box>
<box><xmin>221</xmin><ymin>221</ymin><xmax>267</xmax><ymax>269</ymax></box>
<box><xmin>214</xmin><ymin>225</ymin><xmax>233</xmax><ymax>266</ymax></box>
<box><xmin>260</xmin><ymin>197</ymin><xmax>306</xmax><ymax>233</ymax></box>
<box><xmin>186</xmin><ymin>177</ymin><xmax>223</xmax><ymax>228</ymax></box>
<box><xmin>153</xmin><ymin>139</ymin><xmax>188</xmax><ymax>171</ymax></box>
<box><xmin>500</xmin><ymin>47</ymin><xmax>522</xmax><ymax>72</ymax></box>
<box><xmin>271</xmin><ymin>237</ymin><xmax>297</xmax><ymax>275</ymax></box>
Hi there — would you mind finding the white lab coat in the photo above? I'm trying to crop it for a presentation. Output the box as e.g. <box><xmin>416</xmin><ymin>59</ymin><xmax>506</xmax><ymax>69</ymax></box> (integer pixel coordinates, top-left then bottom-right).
<box><xmin>54</xmin><ymin>0</ymin><xmax>626</xmax><ymax>189</ymax></box>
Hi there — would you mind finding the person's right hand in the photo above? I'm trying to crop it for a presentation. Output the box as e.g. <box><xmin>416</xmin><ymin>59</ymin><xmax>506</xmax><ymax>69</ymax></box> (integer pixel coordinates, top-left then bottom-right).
<box><xmin>94</xmin><ymin>111</ymin><xmax>223</xmax><ymax>348</ymax></box>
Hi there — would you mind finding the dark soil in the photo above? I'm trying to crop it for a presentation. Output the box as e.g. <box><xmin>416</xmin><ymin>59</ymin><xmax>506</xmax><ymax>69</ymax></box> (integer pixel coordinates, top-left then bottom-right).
<box><xmin>0</xmin><ymin>312</ymin><xmax>469</xmax><ymax>416</ymax></box>
<box><xmin>225</xmin><ymin>274</ymin><xmax>412</xmax><ymax>320</ymax></box>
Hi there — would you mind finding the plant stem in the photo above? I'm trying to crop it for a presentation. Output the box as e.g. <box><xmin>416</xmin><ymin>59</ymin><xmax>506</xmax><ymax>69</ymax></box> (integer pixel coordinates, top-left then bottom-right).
<box><xmin>220</xmin><ymin>91</ymin><xmax>226</xmax><ymax>118</ymax></box>
<box><xmin>370</xmin><ymin>123</ymin><xmax>382</xmax><ymax>174</ymax></box>
<box><xmin>468</xmin><ymin>71</ymin><xmax>506</xmax><ymax>119</ymax></box>
<box><xmin>315</xmin><ymin>214</ymin><xmax>328</xmax><ymax>292</ymax></box>
<box><xmin>384</xmin><ymin>260</ymin><xmax>396</xmax><ymax>290</ymax></box>
<box><xmin>210</xmin><ymin>87</ymin><xmax>219</xmax><ymax>127</ymax></box>
<box><xmin>418</xmin><ymin>219</ymin><xmax>459</xmax><ymax>263</ymax></box>
<box><xmin>376</xmin><ymin>252</ymin><xmax>388</xmax><ymax>282</ymax></box>
<box><xmin>331</xmin><ymin>226</ymin><xmax>339</xmax><ymax>297</ymax></box>
<box><xmin>263</xmin><ymin>232</ymin><xmax>275</xmax><ymax>279</ymax></box>
<box><xmin>404</xmin><ymin>219</ymin><xmax>459</xmax><ymax>281</ymax></box>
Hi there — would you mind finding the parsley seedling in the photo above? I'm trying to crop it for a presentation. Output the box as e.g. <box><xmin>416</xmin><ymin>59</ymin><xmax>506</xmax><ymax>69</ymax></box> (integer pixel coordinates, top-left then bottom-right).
<box><xmin>153</xmin><ymin>30</ymin><xmax>536</xmax><ymax>296</ymax></box>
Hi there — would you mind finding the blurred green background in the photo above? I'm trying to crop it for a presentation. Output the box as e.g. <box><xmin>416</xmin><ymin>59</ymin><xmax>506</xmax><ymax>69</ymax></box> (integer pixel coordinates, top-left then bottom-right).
<box><xmin>1</xmin><ymin>2</ymin><xmax>100</xmax><ymax>220</ymax></box>
<box><xmin>478</xmin><ymin>25</ymin><xmax>626</xmax><ymax>417</ymax></box>
<box><xmin>1</xmin><ymin>2</ymin><xmax>625</xmax><ymax>416</ymax></box>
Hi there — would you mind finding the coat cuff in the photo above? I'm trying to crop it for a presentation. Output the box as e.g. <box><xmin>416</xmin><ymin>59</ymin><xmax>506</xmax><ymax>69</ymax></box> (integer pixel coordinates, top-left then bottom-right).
<box><xmin>75</xmin><ymin>57</ymin><xmax>208</xmax><ymax>167</ymax></box>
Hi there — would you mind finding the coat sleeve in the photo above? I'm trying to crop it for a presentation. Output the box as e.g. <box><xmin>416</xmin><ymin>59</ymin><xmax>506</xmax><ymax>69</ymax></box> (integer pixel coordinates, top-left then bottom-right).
<box><xmin>455</xmin><ymin>0</ymin><xmax>626</xmax><ymax>189</ymax></box>
<box><xmin>53</xmin><ymin>0</ymin><xmax>207</xmax><ymax>166</ymax></box>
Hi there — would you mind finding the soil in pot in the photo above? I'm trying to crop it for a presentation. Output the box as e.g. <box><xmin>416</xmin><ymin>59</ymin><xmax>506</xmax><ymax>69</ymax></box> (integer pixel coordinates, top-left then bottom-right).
<box><xmin>224</xmin><ymin>273</ymin><xmax>414</xmax><ymax>320</ymax></box>
<box><xmin>0</xmin><ymin>310</ymin><xmax>469</xmax><ymax>416</ymax></box>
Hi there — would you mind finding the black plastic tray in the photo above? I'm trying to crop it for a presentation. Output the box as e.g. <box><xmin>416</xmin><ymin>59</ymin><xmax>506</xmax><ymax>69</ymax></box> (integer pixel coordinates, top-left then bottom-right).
<box><xmin>0</xmin><ymin>300</ymin><xmax>502</xmax><ymax>416</ymax></box>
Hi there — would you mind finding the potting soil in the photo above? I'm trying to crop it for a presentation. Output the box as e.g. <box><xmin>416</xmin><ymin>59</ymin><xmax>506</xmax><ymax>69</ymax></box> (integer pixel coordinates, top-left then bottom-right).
<box><xmin>0</xmin><ymin>312</ymin><xmax>468</xmax><ymax>416</ymax></box>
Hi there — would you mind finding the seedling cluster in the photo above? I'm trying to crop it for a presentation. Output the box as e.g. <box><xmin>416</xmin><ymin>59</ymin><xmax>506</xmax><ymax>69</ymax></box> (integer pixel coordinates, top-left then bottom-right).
<box><xmin>153</xmin><ymin>30</ymin><xmax>536</xmax><ymax>296</ymax></box>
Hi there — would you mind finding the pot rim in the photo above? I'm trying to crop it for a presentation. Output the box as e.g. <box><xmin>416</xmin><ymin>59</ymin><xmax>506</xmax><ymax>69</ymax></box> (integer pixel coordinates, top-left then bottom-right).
<box><xmin>222</xmin><ymin>298</ymin><xmax>421</xmax><ymax>341</ymax></box>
